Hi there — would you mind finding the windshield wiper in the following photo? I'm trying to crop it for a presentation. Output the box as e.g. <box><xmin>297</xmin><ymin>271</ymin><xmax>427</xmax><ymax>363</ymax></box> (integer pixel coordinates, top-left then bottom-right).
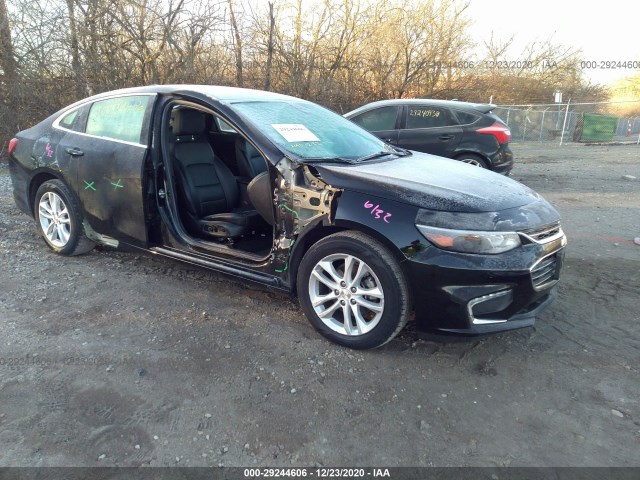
<box><xmin>393</xmin><ymin>147</ymin><xmax>413</xmax><ymax>157</ymax></box>
<box><xmin>302</xmin><ymin>157</ymin><xmax>356</xmax><ymax>164</ymax></box>
<box><xmin>356</xmin><ymin>151</ymin><xmax>397</xmax><ymax>162</ymax></box>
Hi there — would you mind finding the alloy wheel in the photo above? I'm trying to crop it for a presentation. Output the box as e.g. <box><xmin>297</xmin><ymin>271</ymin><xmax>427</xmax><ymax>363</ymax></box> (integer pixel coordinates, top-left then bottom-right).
<box><xmin>461</xmin><ymin>158</ymin><xmax>483</xmax><ymax>167</ymax></box>
<box><xmin>38</xmin><ymin>191</ymin><xmax>71</xmax><ymax>248</ymax></box>
<box><xmin>308</xmin><ymin>253</ymin><xmax>385</xmax><ymax>336</ymax></box>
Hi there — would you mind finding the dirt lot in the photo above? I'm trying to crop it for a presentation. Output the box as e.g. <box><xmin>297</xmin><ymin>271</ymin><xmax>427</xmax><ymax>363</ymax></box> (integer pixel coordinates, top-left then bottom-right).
<box><xmin>0</xmin><ymin>143</ymin><xmax>639</xmax><ymax>467</ymax></box>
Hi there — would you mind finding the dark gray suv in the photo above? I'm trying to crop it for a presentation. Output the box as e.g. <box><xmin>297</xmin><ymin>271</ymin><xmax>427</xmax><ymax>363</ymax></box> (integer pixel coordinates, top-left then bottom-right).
<box><xmin>345</xmin><ymin>99</ymin><xmax>514</xmax><ymax>175</ymax></box>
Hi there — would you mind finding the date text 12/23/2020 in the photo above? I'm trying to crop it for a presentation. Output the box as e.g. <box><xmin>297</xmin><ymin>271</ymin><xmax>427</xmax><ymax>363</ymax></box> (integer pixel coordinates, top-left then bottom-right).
<box><xmin>243</xmin><ymin>468</ymin><xmax>391</xmax><ymax>478</ymax></box>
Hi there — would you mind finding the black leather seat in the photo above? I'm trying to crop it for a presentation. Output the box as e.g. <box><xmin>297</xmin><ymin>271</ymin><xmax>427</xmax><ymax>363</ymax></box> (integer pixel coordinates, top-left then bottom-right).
<box><xmin>235</xmin><ymin>138</ymin><xmax>268</xmax><ymax>179</ymax></box>
<box><xmin>171</xmin><ymin>109</ymin><xmax>260</xmax><ymax>239</ymax></box>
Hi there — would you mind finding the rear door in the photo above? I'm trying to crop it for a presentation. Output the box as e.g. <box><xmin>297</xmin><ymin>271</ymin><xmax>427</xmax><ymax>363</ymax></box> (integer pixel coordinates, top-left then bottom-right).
<box><xmin>397</xmin><ymin>105</ymin><xmax>462</xmax><ymax>157</ymax></box>
<box><xmin>57</xmin><ymin>93</ymin><xmax>156</xmax><ymax>246</ymax></box>
<box><xmin>348</xmin><ymin>106</ymin><xmax>401</xmax><ymax>146</ymax></box>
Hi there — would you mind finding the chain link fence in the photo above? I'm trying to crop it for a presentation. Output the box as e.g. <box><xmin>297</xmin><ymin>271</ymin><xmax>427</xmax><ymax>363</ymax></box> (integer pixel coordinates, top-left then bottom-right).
<box><xmin>493</xmin><ymin>101</ymin><xmax>640</xmax><ymax>145</ymax></box>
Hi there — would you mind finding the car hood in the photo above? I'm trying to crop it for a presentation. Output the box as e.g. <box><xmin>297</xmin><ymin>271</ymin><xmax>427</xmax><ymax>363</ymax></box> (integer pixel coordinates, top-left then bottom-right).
<box><xmin>313</xmin><ymin>153</ymin><xmax>540</xmax><ymax>213</ymax></box>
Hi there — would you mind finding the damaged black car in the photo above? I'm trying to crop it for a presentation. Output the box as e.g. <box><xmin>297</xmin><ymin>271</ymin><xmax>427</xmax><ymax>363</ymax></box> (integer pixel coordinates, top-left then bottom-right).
<box><xmin>8</xmin><ymin>86</ymin><xmax>567</xmax><ymax>349</ymax></box>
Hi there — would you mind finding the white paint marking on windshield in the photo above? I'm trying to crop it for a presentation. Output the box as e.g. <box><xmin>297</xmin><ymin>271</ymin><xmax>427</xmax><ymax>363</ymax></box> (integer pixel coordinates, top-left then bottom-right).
<box><xmin>271</xmin><ymin>124</ymin><xmax>320</xmax><ymax>142</ymax></box>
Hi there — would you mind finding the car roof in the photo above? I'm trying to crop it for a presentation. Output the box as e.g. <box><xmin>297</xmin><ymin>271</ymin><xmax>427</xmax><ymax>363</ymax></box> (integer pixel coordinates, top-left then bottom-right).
<box><xmin>67</xmin><ymin>85</ymin><xmax>301</xmax><ymax>109</ymax></box>
<box><xmin>345</xmin><ymin>99</ymin><xmax>496</xmax><ymax>117</ymax></box>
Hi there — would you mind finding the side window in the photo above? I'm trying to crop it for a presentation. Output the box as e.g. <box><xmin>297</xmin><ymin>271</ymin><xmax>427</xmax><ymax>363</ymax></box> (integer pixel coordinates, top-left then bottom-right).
<box><xmin>406</xmin><ymin>106</ymin><xmax>456</xmax><ymax>129</ymax></box>
<box><xmin>351</xmin><ymin>106</ymin><xmax>399</xmax><ymax>131</ymax></box>
<box><xmin>453</xmin><ymin>110</ymin><xmax>480</xmax><ymax>125</ymax></box>
<box><xmin>59</xmin><ymin>110</ymin><xmax>79</xmax><ymax>130</ymax></box>
<box><xmin>56</xmin><ymin>105</ymin><xmax>90</xmax><ymax>132</ymax></box>
<box><xmin>216</xmin><ymin>117</ymin><xmax>237</xmax><ymax>133</ymax></box>
<box><xmin>86</xmin><ymin>95</ymin><xmax>151</xmax><ymax>143</ymax></box>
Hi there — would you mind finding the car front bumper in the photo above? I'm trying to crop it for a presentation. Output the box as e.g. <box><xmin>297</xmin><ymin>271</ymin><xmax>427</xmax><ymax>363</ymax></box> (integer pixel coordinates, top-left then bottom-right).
<box><xmin>404</xmin><ymin>232</ymin><xmax>566</xmax><ymax>336</ymax></box>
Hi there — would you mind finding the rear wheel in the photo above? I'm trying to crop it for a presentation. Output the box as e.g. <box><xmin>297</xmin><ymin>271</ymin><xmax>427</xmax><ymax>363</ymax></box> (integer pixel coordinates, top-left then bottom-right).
<box><xmin>34</xmin><ymin>180</ymin><xmax>95</xmax><ymax>255</ymax></box>
<box><xmin>457</xmin><ymin>153</ymin><xmax>488</xmax><ymax>168</ymax></box>
<box><xmin>297</xmin><ymin>231</ymin><xmax>410</xmax><ymax>349</ymax></box>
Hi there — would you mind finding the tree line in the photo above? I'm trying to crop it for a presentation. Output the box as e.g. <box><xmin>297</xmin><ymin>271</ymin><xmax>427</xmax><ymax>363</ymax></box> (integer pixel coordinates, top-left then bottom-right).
<box><xmin>0</xmin><ymin>0</ymin><xmax>606</xmax><ymax>152</ymax></box>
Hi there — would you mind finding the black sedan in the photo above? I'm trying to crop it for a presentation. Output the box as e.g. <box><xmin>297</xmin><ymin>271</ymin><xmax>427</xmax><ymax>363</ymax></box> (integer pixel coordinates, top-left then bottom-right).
<box><xmin>345</xmin><ymin>99</ymin><xmax>514</xmax><ymax>174</ymax></box>
<box><xmin>8</xmin><ymin>85</ymin><xmax>565</xmax><ymax>349</ymax></box>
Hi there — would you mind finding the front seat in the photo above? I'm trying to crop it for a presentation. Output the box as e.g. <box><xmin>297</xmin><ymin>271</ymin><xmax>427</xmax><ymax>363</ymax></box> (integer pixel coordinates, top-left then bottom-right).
<box><xmin>171</xmin><ymin>109</ymin><xmax>260</xmax><ymax>239</ymax></box>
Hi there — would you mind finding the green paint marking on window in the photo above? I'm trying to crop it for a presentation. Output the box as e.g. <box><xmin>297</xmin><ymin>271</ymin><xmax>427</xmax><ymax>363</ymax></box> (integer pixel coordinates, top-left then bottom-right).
<box><xmin>111</xmin><ymin>179</ymin><xmax>124</xmax><ymax>189</ymax></box>
<box><xmin>84</xmin><ymin>181</ymin><xmax>96</xmax><ymax>191</ymax></box>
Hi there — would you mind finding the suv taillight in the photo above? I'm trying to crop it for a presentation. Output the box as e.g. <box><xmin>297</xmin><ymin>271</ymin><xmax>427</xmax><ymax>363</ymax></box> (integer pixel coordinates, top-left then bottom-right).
<box><xmin>8</xmin><ymin>138</ymin><xmax>19</xmax><ymax>155</ymax></box>
<box><xmin>476</xmin><ymin>122</ymin><xmax>511</xmax><ymax>144</ymax></box>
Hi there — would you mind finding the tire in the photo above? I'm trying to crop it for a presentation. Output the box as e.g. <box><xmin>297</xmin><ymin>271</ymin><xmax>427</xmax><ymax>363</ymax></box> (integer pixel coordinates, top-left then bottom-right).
<box><xmin>34</xmin><ymin>180</ymin><xmax>95</xmax><ymax>256</ymax></box>
<box><xmin>456</xmin><ymin>153</ymin><xmax>488</xmax><ymax>169</ymax></box>
<box><xmin>296</xmin><ymin>231</ymin><xmax>411</xmax><ymax>349</ymax></box>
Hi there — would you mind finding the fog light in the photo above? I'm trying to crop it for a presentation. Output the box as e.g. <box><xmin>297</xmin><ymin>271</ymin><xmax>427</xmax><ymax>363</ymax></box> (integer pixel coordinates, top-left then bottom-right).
<box><xmin>468</xmin><ymin>289</ymin><xmax>513</xmax><ymax>324</ymax></box>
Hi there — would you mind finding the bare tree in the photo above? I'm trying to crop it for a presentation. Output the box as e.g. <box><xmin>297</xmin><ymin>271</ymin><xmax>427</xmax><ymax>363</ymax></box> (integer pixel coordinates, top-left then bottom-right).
<box><xmin>0</xmin><ymin>0</ymin><xmax>18</xmax><ymax>146</ymax></box>
<box><xmin>0</xmin><ymin>0</ymin><xmax>17</xmax><ymax>84</ymax></box>
<box><xmin>0</xmin><ymin>0</ymin><xmax>610</xmax><ymax>150</ymax></box>
<box><xmin>263</xmin><ymin>1</ymin><xmax>274</xmax><ymax>91</ymax></box>
<box><xmin>65</xmin><ymin>0</ymin><xmax>85</xmax><ymax>97</ymax></box>
<box><xmin>227</xmin><ymin>0</ymin><xmax>243</xmax><ymax>87</ymax></box>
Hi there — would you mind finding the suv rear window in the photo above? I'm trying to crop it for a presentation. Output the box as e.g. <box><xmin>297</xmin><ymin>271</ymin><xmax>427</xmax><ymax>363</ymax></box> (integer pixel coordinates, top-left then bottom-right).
<box><xmin>487</xmin><ymin>112</ymin><xmax>508</xmax><ymax>126</ymax></box>
<box><xmin>453</xmin><ymin>110</ymin><xmax>480</xmax><ymax>125</ymax></box>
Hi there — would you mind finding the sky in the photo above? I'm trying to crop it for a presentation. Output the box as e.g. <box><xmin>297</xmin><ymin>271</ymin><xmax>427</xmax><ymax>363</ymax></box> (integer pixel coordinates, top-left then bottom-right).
<box><xmin>465</xmin><ymin>0</ymin><xmax>640</xmax><ymax>87</ymax></box>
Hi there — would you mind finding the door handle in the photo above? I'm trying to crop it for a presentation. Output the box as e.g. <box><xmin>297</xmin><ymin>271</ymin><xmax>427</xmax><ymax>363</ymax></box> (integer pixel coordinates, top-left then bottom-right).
<box><xmin>65</xmin><ymin>147</ymin><xmax>84</xmax><ymax>157</ymax></box>
<box><xmin>383</xmin><ymin>138</ymin><xmax>397</xmax><ymax>144</ymax></box>
<box><xmin>438</xmin><ymin>134</ymin><xmax>454</xmax><ymax>141</ymax></box>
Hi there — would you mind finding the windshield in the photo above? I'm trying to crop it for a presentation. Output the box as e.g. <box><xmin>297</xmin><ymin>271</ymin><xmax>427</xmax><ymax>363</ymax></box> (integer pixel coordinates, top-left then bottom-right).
<box><xmin>232</xmin><ymin>100</ymin><xmax>393</xmax><ymax>162</ymax></box>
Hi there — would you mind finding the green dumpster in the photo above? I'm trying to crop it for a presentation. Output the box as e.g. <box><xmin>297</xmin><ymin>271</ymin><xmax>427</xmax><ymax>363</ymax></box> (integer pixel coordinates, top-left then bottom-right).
<box><xmin>574</xmin><ymin>113</ymin><xmax>617</xmax><ymax>142</ymax></box>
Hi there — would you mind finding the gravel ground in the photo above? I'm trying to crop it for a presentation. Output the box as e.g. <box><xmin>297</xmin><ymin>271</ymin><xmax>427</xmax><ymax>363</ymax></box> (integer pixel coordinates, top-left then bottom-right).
<box><xmin>0</xmin><ymin>143</ymin><xmax>639</xmax><ymax>467</ymax></box>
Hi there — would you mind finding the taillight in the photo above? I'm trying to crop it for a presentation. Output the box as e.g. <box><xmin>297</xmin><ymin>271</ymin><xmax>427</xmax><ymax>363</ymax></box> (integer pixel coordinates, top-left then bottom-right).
<box><xmin>8</xmin><ymin>138</ymin><xmax>19</xmax><ymax>155</ymax></box>
<box><xmin>476</xmin><ymin>122</ymin><xmax>511</xmax><ymax>144</ymax></box>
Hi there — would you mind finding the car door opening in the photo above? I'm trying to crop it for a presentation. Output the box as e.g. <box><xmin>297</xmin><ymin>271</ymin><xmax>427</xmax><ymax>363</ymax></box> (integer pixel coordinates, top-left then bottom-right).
<box><xmin>162</xmin><ymin>104</ymin><xmax>274</xmax><ymax>256</ymax></box>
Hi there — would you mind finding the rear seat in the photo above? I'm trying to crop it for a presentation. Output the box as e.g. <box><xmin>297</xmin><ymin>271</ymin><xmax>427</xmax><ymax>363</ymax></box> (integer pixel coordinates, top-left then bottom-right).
<box><xmin>235</xmin><ymin>138</ymin><xmax>268</xmax><ymax>179</ymax></box>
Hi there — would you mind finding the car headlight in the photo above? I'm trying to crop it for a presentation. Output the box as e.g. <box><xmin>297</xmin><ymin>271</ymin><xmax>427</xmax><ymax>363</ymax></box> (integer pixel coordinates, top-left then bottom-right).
<box><xmin>416</xmin><ymin>224</ymin><xmax>521</xmax><ymax>254</ymax></box>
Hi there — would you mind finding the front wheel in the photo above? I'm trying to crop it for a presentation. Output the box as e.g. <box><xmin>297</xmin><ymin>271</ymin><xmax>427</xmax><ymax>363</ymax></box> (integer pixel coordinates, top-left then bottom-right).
<box><xmin>34</xmin><ymin>180</ymin><xmax>95</xmax><ymax>255</ymax></box>
<box><xmin>297</xmin><ymin>231</ymin><xmax>411</xmax><ymax>349</ymax></box>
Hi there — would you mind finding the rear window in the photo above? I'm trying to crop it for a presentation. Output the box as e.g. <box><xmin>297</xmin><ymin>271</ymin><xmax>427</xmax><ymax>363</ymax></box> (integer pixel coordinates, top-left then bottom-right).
<box><xmin>488</xmin><ymin>112</ymin><xmax>508</xmax><ymax>126</ymax></box>
<box><xmin>453</xmin><ymin>110</ymin><xmax>480</xmax><ymax>125</ymax></box>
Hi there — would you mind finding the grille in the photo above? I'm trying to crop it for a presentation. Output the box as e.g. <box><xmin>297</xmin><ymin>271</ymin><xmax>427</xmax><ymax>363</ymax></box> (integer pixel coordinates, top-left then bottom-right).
<box><xmin>521</xmin><ymin>222</ymin><xmax>561</xmax><ymax>243</ymax></box>
<box><xmin>531</xmin><ymin>255</ymin><xmax>558</xmax><ymax>289</ymax></box>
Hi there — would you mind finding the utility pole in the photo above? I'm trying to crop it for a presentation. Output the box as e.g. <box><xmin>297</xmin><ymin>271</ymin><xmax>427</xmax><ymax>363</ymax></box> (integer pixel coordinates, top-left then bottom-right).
<box><xmin>560</xmin><ymin>99</ymin><xmax>571</xmax><ymax>146</ymax></box>
<box><xmin>554</xmin><ymin>90</ymin><xmax>563</xmax><ymax>130</ymax></box>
